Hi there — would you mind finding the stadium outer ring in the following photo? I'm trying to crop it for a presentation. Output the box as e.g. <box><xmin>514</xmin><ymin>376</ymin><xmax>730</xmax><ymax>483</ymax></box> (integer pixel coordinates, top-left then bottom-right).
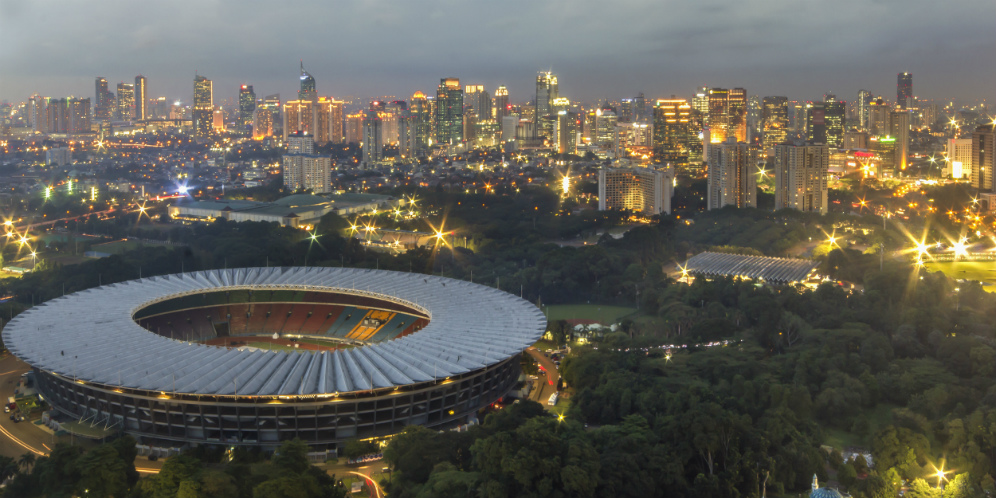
<box><xmin>2</xmin><ymin>267</ymin><xmax>546</xmax><ymax>451</ymax></box>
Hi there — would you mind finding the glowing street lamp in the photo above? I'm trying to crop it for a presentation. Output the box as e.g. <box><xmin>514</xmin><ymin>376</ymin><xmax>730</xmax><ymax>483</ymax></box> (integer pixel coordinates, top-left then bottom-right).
<box><xmin>932</xmin><ymin>464</ymin><xmax>950</xmax><ymax>488</ymax></box>
<box><xmin>952</xmin><ymin>237</ymin><xmax>969</xmax><ymax>259</ymax></box>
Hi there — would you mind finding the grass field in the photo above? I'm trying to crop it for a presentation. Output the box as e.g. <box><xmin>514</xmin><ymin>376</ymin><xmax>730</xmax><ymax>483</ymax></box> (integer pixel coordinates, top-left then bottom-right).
<box><xmin>543</xmin><ymin>304</ymin><xmax>637</xmax><ymax>323</ymax></box>
<box><xmin>246</xmin><ymin>341</ymin><xmax>306</xmax><ymax>352</ymax></box>
<box><xmin>823</xmin><ymin>403</ymin><xmax>896</xmax><ymax>449</ymax></box>
<box><xmin>924</xmin><ymin>261</ymin><xmax>996</xmax><ymax>292</ymax></box>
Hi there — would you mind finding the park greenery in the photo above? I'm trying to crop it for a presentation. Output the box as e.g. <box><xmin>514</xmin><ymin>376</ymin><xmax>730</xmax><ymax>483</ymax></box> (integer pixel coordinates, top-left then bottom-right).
<box><xmin>0</xmin><ymin>438</ymin><xmax>347</xmax><ymax>498</ymax></box>
<box><xmin>1</xmin><ymin>181</ymin><xmax>995</xmax><ymax>497</ymax></box>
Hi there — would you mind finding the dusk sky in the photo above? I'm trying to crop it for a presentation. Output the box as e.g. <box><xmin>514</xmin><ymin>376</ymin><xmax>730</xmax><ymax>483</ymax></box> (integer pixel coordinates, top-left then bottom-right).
<box><xmin>1</xmin><ymin>0</ymin><xmax>993</xmax><ymax>107</ymax></box>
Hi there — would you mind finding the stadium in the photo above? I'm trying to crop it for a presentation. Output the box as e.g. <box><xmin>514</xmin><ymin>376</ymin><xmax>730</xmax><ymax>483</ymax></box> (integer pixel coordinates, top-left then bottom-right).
<box><xmin>2</xmin><ymin>267</ymin><xmax>546</xmax><ymax>453</ymax></box>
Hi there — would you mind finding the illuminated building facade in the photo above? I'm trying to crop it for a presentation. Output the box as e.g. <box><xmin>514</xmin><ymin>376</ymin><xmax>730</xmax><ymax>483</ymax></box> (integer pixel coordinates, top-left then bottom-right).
<box><xmin>557</xmin><ymin>110</ymin><xmax>577</xmax><ymax>155</ymax></box>
<box><xmin>409</xmin><ymin>91</ymin><xmax>430</xmax><ymax>154</ymax></box>
<box><xmin>707</xmin><ymin>138</ymin><xmax>758</xmax><ymax>209</ymax></box>
<box><xmin>284</xmin><ymin>100</ymin><xmax>314</xmax><ymax>140</ymax></box>
<box><xmin>897</xmin><ymin>72</ymin><xmax>912</xmax><ymax>110</ymax></box>
<box><xmin>535</xmin><ymin>71</ymin><xmax>558</xmax><ymax>139</ymax></box>
<box><xmin>707</xmin><ymin>88</ymin><xmax>729</xmax><ymax>142</ymax></box>
<box><xmin>761</xmin><ymin>96</ymin><xmax>788</xmax><ymax>150</ymax></box>
<box><xmin>773</xmin><ymin>144</ymin><xmax>828</xmax><ymax>214</ymax></box>
<box><xmin>116</xmin><ymin>82</ymin><xmax>135</xmax><ymax>120</ymax></box>
<box><xmin>857</xmin><ymin>90</ymin><xmax>872</xmax><ymax>131</ymax></box>
<box><xmin>239</xmin><ymin>85</ymin><xmax>256</xmax><ymax>132</ymax></box>
<box><xmin>95</xmin><ymin>77</ymin><xmax>113</xmax><ymax>121</ymax></box>
<box><xmin>252</xmin><ymin>107</ymin><xmax>273</xmax><ymax>140</ymax></box>
<box><xmin>598</xmin><ymin>166</ymin><xmax>674</xmax><ymax>215</ymax></box>
<box><xmin>193</xmin><ymin>75</ymin><xmax>214</xmax><ymax>137</ymax></box>
<box><xmin>283</xmin><ymin>133</ymin><xmax>331</xmax><ymax>193</ymax></box>
<box><xmin>299</xmin><ymin>62</ymin><xmax>317</xmax><ymax>103</ymax></box>
<box><xmin>68</xmin><ymin>98</ymin><xmax>91</xmax><ymax>134</ymax></box>
<box><xmin>434</xmin><ymin>78</ymin><xmax>463</xmax><ymax>145</ymax></box>
<box><xmin>46</xmin><ymin>98</ymin><xmax>69</xmax><ymax>133</ymax></box>
<box><xmin>728</xmin><ymin>88</ymin><xmax>747</xmax><ymax>142</ymax></box>
<box><xmin>946</xmin><ymin>138</ymin><xmax>972</xmax><ymax>179</ymax></box>
<box><xmin>465</xmin><ymin>84</ymin><xmax>490</xmax><ymax>122</ymax></box>
<box><xmin>824</xmin><ymin>97</ymin><xmax>846</xmax><ymax>148</ymax></box>
<box><xmin>363</xmin><ymin>110</ymin><xmax>383</xmax><ymax>164</ymax></box>
<box><xmin>972</xmin><ymin>124</ymin><xmax>995</xmax><ymax>192</ymax></box>
<box><xmin>594</xmin><ymin>108</ymin><xmax>617</xmax><ymax>149</ymax></box>
<box><xmin>890</xmin><ymin>110</ymin><xmax>909</xmax><ymax>172</ymax></box>
<box><xmin>652</xmin><ymin>98</ymin><xmax>693</xmax><ymax>171</ymax></box>
<box><xmin>134</xmin><ymin>75</ymin><xmax>147</xmax><ymax>121</ymax></box>
<box><xmin>494</xmin><ymin>86</ymin><xmax>509</xmax><ymax>122</ymax></box>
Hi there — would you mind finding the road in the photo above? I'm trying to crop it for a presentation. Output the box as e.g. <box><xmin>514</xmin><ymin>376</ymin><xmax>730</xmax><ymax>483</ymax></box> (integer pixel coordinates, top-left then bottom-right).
<box><xmin>525</xmin><ymin>348</ymin><xmax>561</xmax><ymax>406</ymax></box>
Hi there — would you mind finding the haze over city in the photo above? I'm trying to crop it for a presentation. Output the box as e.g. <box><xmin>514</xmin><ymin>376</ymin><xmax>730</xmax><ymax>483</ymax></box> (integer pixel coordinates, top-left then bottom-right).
<box><xmin>2</xmin><ymin>0</ymin><xmax>994</xmax><ymax>104</ymax></box>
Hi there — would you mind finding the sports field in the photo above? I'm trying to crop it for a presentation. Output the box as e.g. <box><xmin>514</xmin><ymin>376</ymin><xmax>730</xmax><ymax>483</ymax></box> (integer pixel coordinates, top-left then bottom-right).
<box><xmin>924</xmin><ymin>260</ymin><xmax>996</xmax><ymax>292</ymax></box>
<box><xmin>543</xmin><ymin>304</ymin><xmax>637</xmax><ymax>323</ymax></box>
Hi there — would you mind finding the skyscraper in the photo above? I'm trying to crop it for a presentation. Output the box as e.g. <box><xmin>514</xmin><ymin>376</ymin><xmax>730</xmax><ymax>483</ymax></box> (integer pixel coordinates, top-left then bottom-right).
<box><xmin>652</xmin><ymin>98</ymin><xmax>693</xmax><ymax>171</ymax></box>
<box><xmin>557</xmin><ymin>110</ymin><xmax>577</xmax><ymax>155</ymax></box>
<box><xmin>761</xmin><ymin>97</ymin><xmax>789</xmax><ymax>150</ymax></box>
<box><xmin>465</xmin><ymin>84</ymin><xmax>490</xmax><ymax>121</ymax></box>
<box><xmin>239</xmin><ymin>85</ymin><xmax>256</xmax><ymax>132</ymax></box>
<box><xmin>708</xmin><ymin>138</ymin><xmax>758</xmax><ymax>209</ymax></box>
<box><xmin>362</xmin><ymin>110</ymin><xmax>383</xmax><ymax>164</ymax></box>
<box><xmin>283</xmin><ymin>100</ymin><xmax>315</xmax><ymax>140</ymax></box>
<box><xmin>728</xmin><ymin>88</ymin><xmax>747</xmax><ymax>143</ymax></box>
<box><xmin>299</xmin><ymin>62</ymin><xmax>317</xmax><ymax>103</ymax></box>
<box><xmin>116</xmin><ymin>83</ymin><xmax>135</xmax><ymax>120</ymax></box>
<box><xmin>95</xmin><ymin>77</ymin><xmax>113</xmax><ymax>121</ymax></box>
<box><xmin>707</xmin><ymin>88</ymin><xmax>730</xmax><ymax>143</ymax></box>
<box><xmin>773</xmin><ymin>144</ymin><xmax>828</xmax><ymax>214</ymax></box>
<box><xmin>410</xmin><ymin>91</ymin><xmax>430</xmax><ymax>154</ymax></box>
<box><xmin>805</xmin><ymin>102</ymin><xmax>826</xmax><ymax>144</ymax></box>
<box><xmin>494</xmin><ymin>86</ymin><xmax>509</xmax><ymax>122</ymax></box>
<box><xmin>535</xmin><ymin>71</ymin><xmax>558</xmax><ymax>139</ymax></box>
<box><xmin>46</xmin><ymin>98</ymin><xmax>69</xmax><ymax>133</ymax></box>
<box><xmin>193</xmin><ymin>75</ymin><xmax>213</xmax><ymax>137</ymax></box>
<box><xmin>434</xmin><ymin>78</ymin><xmax>463</xmax><ymax>146</ymax></box>
<box><xmin>824</xmin><ymin>97</ymin><xmax>846</xmax><ymax>148</ymax></box>
<box><xmin>897</xmin><ymin>73</ymin><xmax>912</xmax><ymax>110</ymax></box>
<box><xmin>747</xmin><ymin>95</ymin><xmax>762</xmax><ymax>144</ymax></box>
<box><xmin>282</xmin><ymin>133</ymin><xmax>331</xmax><ymax>193</ymax></box>
<box><xmin>857</xmin><ymin>90</ymin><xmax>872</xmax><ymax>131</ymax></box>
<box><xmin>890</xmin><ymin>110</ymin><xmax>910</xmax><ymax>172</ymax></box>
<box><xmin>971</xmin><ymin>124</ymin><xmax>994</xmax><ymax>192</ymax></box>
<box><xmin>134</xmin><ymin>75</ymin><xmax>147</xmax><ymax>121</ymax></box>
<box><xmin>68</xmin><ymin>98</ymin><xmax>91</xmax><ymax>134</ymax></box>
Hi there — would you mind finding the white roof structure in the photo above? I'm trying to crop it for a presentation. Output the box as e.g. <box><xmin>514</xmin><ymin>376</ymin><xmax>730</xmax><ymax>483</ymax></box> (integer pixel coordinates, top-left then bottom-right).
<box><xmin>3</xmin><ymin>268</ymin><xmax>546</xmax><ymax>397</ymax></box>
<box><xmin>683</xmin><ymin>252</ymin><xmax>819</xmax><ymax>284</ymax></box>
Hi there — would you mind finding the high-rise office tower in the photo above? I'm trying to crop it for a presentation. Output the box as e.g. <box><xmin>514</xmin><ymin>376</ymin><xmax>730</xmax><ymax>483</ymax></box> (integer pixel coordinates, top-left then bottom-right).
<box><xmin>692</xmin><ymin>87</ymin><xmax>710</xmax><ymax>121</ymax></box>
<box><xmin>362</xmin><ymin>110</ymin><xmax>383</xmax><ymax>164</ymax></box>
<box><xmin>30</xmin><ymin>96</ymin><xmax>47</xmax><ymax>133</ymax></box>
<box><xmin>707</xmin><ymin>138</ymin><xmax>758</xmax><ymax>209</ymax></box>
<box><xmin>805</xmin><ymin>102</ymin><xmax>827</xmax><ymax>144</ymax></box>
<box><xmin>620</xmin><ymin>99</ymin><xmax>635</xmax><ymax>122</ymax></box>
<box><xmin>464</xmin><ymin>84</ymin><xmax>490</xmax><ymax>121</ymax></box>
<box><xmin>95</xmin><ymin>77</ymin><xmax>113</xmax><ymax>121</ymax></box>
<box><xmin>313</xmin><ymin>98</ymin><xmax>333</xmax><ymax>145</ymax></box>
<box><xmin>557</xmin><ymin>110</ymin><xmax>577</xmax><ymax>155</ymax></box>
<box><xmin>398</xmin><ymin>109</ymin><xmax>415</xmax><ymax>159</ymax></box>
<box><xmin>868</xmin><ymin>97</ymin><xmax>890</xmax><ymax>135</ymax></box>
<box><xmin>747</xmin><ymin>95</ymin><xmax>762</xmax><ymax>144</ymax></box>
<box><xmin>494</xmin><ymin>86</ymin><xmax>509</xmax><ymax>122</ymax></box>
<box><xmin>264</xmin><ymin>94</ymin><xmax>281</xmax><ymax>137</ymax></box>
<box><xmin>634</xmin><ymin>92</ymin><xmax>646</xmax><ymax>122</ymax></box>
<box><xmin>299</xmin><ymin>62</ymin><xmax>317</xmax><ymax>103</ymax></box>
<box><xmin>890</xmin><ymin>110</ymin><xmax>910</xmax><ymax>172</ymax></box>
<box><xmin>535</xmin><ymin>71</ymin><xmax>558</xmax><ymax>139</ymax></box>
<box><xmin>193</xmin><ymin>75</ymin><xmax>213</xmax><ymax>137</ymax></box>
<box><xmin>434</xmin><ymin>78</ymin><xmax>463</xmax><ymax>145</ymax></box>
<box><xmin>68</xmin><ymin>98</ymin><xmax>91</xmax><ymax>134</ymax></box>
<box><xmin>946</xmin><ymin>138</ymin><xmax>972</xmax><ymax>179</ymax></box>
<box><xmin>46</xmin><ymin>98</ymin><xmax>69</xmax><ymax>133</ymax></box>
<box><xmin>897</xmin><ymin>73</ymin><xmax>912</xmax><ymax>110</ymax></box>
<box><xmin>116</xmin><ymin>83</ymin><xmax>135</xmax><ymax>120</ymax></box>
<box><xmin>329</xmin><ymin>99</ymin><xmax>344</xmax><ymax>144</ymax></box>
<box><xmin>253</xmin><ymin>107</ymin><xmax>274</xmax><ymax>139</ymax></box>
<box><xmin>410</xmin><ymin>91</ymin><xmax>430</xmax><ymax>154</ymax></box>
<box><xmin>652</xmin><ymin>98</ymin><xmax>693</xmax><ymax>171</ymax></box>
<box><xmin>728</xmin><ymin>88</ymin><xmax>747</xmax><ymax>143</ymax></box>
<box><xmin>282</xmin><ymin>133</ymin><xmax>331</xmax><ymax>193</ymax></box>
<box><xmin>598</xmin><ymin>166</ymin><xmax>674</xmax><ymax>215</ymax></box>
<box><xmin>238</xmin><ymin>85</ymin><xmax>256</xmax><ymax>132</ymax></box>
<box><xmin>971</xmin><ymin>124</ymin><xmax>994</xmax><ymax>191</ymax></box>
<box><xmin>857</xmin><ymin>90</ymin><xmax>872</xmax><ymax>131</ymax></box>
<box><xmin>283</xmin><ymin>100</ymin><xmax>315</xmax><ymax>140</ymax></box>
<box><xmin>773</xmin><ymin>144</ymin><xmax>829</xmax><ymax>214</ymax></box>
<box><xmin>824</xmin><ymin>97</ymin><xmax>846</xmax><ymax>148</ymax></box>
<box><xmin>594</xmin><ymin>108</ymin><xmax>617</xmax><ymax>149</ymax></box>
<box><xmin>134</xmin><ymin>75</ymin><xmax>147</xmax><ymax>121</ymax></box>
<box><xmin>707</xmin><ymin>88</ymin><xmax>730</xmax><ymax>143</ymax></box>
<box><xmin>761</xmin><ymin>97</ymin><xmax>789</xmax><ymax>150</ymax></box>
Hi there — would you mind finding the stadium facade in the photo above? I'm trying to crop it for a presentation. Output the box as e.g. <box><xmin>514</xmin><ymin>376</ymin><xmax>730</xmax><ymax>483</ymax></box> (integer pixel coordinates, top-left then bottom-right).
<box><xmin>3</xmin><ymin>268</ymin><xmax>545</xmax><ymax>451</ymax></box>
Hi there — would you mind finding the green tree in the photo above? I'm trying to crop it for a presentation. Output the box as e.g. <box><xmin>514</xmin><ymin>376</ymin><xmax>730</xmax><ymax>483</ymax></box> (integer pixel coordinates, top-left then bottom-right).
<box><xmin>272</xmin><ymin>438</ymin><xmax>310</xmax><ymax>474</ymax></box>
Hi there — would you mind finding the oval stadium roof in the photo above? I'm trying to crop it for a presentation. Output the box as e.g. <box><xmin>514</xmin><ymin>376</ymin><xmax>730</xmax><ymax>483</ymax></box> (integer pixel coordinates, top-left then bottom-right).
<box><xmin>2</xmin><ymin>268</ymin><xmax>546</xmax><ymax>397</ymax></box>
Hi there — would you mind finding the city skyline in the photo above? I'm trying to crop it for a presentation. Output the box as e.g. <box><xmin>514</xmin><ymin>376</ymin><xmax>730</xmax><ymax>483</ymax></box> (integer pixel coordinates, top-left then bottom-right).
<box><xmin>1</xmin><ymin>0</ymin><xmax>994</xmax><ymax>106</ymax></box>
